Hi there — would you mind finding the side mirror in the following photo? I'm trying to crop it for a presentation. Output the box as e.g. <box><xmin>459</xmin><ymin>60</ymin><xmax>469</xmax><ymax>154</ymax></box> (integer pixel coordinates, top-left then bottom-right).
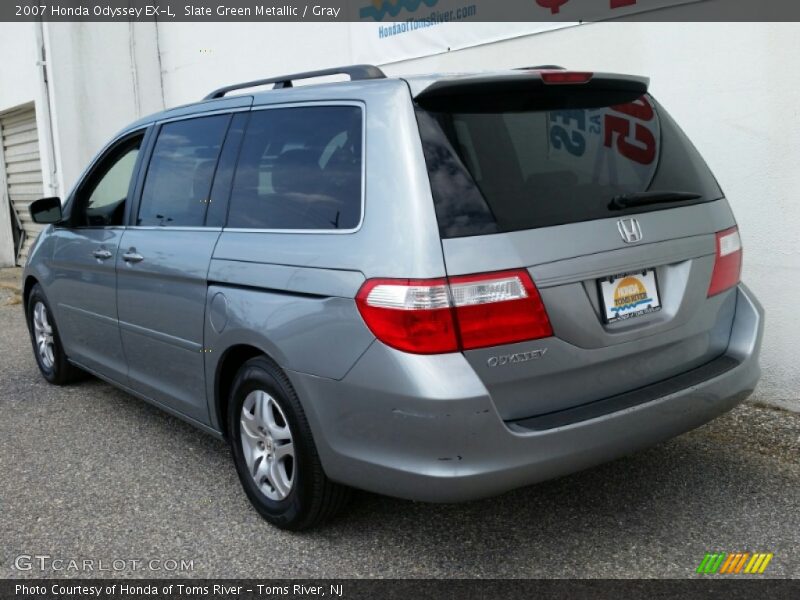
<box><xmin>30</xmin><ymin>197</ymin><xmax>63</xmax><ymax>225</ymax></box>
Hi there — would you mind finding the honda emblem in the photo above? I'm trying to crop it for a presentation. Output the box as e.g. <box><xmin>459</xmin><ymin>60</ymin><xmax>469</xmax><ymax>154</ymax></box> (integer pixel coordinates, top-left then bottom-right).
<box><xmin>617</xmin><ymin>218</ymin><xmax>643</xmax><ymax>244</ymax></box>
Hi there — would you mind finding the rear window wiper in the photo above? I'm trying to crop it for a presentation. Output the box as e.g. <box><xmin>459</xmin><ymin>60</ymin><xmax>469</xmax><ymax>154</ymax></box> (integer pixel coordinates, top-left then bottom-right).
<box><xmin>609</xmin><ymin>191</ymin><xmax>702</xmax><ymax>211</ymax></box>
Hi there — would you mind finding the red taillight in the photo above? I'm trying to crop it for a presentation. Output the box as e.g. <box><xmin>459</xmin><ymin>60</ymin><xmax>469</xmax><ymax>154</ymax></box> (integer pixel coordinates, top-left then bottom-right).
<box><xmin>356</xmin><ymin>270</ymin><xmax>553</xmax><ymax>355</ymax></box>
<box><xmin>355</xmin><ymin>278</ymin><xmax>457</xmax><ymax>354</ymax></box>
<box><xmin>449</xmin><ymin>270</ymin><xmax>553</xmax><ymax>350</ymax></box>
<box><xmin>540</xmin><ymin>71</ymin><xmax>593</xmax><ymax>84</ymax></box>
<box><xmin>708</xmin><ymin>226</ymin><xmax>742</xmax><ymax>297</ymax></box>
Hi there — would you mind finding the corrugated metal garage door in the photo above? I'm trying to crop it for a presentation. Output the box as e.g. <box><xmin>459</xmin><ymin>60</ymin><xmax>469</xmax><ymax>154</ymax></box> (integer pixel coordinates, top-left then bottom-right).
<box><xmin>0</xmin><ymin>105</ymin><xmax>43</xmax><ymax>265</ymax></box>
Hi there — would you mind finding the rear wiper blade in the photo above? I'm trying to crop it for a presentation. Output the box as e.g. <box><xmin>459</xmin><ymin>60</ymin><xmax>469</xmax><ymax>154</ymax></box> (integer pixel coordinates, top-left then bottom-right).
<box><xmin>609</xmin><ymin>191</ymin><xmax>702</xmax><ymax>210</ymax></box>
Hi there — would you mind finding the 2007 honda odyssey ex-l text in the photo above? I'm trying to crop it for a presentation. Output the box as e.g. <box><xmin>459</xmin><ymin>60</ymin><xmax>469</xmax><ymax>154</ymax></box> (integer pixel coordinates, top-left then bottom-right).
<box><xmin>23</xmin><ymin>65</ymin><xmax>764</xmax><ymax>529</ymax></box>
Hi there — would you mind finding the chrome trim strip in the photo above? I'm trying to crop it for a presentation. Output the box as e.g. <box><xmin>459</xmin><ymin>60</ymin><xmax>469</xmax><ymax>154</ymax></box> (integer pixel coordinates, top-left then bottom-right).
<box><xmin>57</xmin><ymin>303</ymin><xmax>118</xmax><ymax>325</ymax></box>
<box><xmin>153</xmin><ymin>106</ymin><xmax>251</xmax><ymax>126</ymax></box>
<box><xmin>118</xmin><ymin>320</ymin><xmax>202</xmax><ymax>353</ymax></box>
<box><xmin>123</xmin><ymin>226</ymin><xmax>223</xmax><ymax>232</ymax></box>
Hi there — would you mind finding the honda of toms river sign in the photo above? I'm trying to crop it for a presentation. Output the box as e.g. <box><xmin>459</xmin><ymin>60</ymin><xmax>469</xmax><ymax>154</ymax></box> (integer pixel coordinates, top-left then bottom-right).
<box><xmin>350</xmin><ymin>0</ymin><xmax>705</xmax><ymax>64</ymax></box>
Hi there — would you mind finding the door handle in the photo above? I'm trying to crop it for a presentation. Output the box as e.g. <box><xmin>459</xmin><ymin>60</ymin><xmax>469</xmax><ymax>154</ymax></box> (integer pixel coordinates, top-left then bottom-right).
<box><xmin>122</xmin><ymin>249</ymin><xmax>144</xmax><ymax>263</ymax></box>
<box><xmin>92</xmin><ymin>249</ymin><xmax>112</xmax><ymax>260</ymax></box>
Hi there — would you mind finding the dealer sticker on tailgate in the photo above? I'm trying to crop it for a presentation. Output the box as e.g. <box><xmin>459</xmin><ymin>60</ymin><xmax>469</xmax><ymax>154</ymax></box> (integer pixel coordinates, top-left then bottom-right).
<box><xmin>599</xmin><ymin>270</ymin><xmax>662</xmax><ymax>323</ymax></box>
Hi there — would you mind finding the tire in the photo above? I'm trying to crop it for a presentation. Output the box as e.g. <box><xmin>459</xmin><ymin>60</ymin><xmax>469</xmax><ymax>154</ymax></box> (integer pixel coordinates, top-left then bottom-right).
<box><xmin>27</xmin><ymin>284</ymin><xmax>83</xmax><ymax>385</ymax></box>
<box><xmin>227</xmin><ymin>356</ymin><xmax>350</xmax><ymax>530</ymax></box>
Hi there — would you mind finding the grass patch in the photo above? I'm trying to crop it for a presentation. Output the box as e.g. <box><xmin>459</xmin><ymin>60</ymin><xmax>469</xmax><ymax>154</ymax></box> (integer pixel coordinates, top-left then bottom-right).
<box><xmin>0</xmin><ymin>282</ymin><xmax>22</xmax><ymax>306</ymax></box>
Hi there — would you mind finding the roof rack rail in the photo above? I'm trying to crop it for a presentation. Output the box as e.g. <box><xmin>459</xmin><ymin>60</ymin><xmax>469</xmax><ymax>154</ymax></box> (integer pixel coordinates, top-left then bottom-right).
<box><xmin>516</xmin><ymin>65</ymin><xmax>567</xmax><ymax>71</ymax></box>
<box><xmin>203</xmin><ymin>64</ymin><xmax>387</xmax><ymax>100</ymax></box>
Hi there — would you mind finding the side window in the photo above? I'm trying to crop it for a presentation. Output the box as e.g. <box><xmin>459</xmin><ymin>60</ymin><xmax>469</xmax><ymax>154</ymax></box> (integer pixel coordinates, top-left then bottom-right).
<box><xmin>76</xmin><ymin>136</ymin><xmax>142</xmax><ymax>227</ymax></box>
<box><xmin>227</xmin><ymin>105</ymin><xmax>363</xmax><ymax>230</ymax></box>
<box><xmin>137</xmin><ymin>115</ymin><xmax>230</xmax><ymax>227</ymax></box>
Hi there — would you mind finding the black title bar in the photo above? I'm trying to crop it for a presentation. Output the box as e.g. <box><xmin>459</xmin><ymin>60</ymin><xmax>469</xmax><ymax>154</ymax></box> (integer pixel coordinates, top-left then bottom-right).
<box><xmin>4</xmin><ymin>579</ymin><xmax>800</xmax><ymax>600</ymax></box>
<box><xmin>4</xmin><ymin>0</ymin><xmax>800</xmax><ymax>22</ymax></box>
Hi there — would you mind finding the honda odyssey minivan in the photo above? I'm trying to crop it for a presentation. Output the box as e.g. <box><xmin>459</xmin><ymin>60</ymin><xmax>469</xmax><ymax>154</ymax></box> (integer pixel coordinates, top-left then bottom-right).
<box><xmin>24</xmin><ymin>65</ymin><xmax>763</xmax><ymax>529</ymax></box>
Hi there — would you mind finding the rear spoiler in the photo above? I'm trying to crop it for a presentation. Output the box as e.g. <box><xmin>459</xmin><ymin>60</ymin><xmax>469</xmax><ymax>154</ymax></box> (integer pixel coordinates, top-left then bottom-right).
<box><xmin>412</xmin><ymin>71</ymin><xmax>650</xmax><ymax>103</ymax></box>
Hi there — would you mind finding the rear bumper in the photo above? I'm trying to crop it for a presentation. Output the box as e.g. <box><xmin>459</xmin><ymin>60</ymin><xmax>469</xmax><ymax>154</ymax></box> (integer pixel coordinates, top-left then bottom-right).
<box><xmin>290</xmin><ymin>284</ymin><xmax>763</xmax><ymax>503</ymax></box>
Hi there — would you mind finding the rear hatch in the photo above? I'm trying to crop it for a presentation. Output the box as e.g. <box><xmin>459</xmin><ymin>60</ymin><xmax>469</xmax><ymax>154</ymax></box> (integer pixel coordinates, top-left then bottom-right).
<box><xmin>412</xmin><ymin>70</ymin><xmax>741</xmax><ymax>421</ymax></box>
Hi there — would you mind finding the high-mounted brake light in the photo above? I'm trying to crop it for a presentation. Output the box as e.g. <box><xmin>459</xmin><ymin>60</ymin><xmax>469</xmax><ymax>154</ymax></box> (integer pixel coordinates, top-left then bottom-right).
<box><xmin>540</xmin><ymin>71</ymin><xmax>593</xmax><ymax>85</ymax></box>
<box><xmin>356</xmin><ymin>270</ymin><xmax>553</xmax><ymax>355</ymax></box>
<box><xmin>708</xmin><ymin>226</ymin><xmax>742</xmax><ymax>297</ymax></box>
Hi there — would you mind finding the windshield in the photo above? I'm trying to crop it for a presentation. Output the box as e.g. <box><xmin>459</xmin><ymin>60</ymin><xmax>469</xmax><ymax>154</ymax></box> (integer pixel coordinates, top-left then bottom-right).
<box><xmin>416</xmin><ymin>91</ymin><xmax>723</xmax><ymax>239</ymax></box>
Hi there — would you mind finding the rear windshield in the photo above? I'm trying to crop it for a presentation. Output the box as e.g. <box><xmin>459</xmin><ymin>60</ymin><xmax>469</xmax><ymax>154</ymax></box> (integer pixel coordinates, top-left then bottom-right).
<box><xmin>416</xmin><ymin>90</ymin><xmax>723</xmax><ymax>238</ymax></box>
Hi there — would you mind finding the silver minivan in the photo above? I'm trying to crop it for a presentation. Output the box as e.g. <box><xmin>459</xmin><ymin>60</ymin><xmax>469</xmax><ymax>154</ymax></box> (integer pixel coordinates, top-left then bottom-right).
<box><xmin>24</xmin><ymin>65</ymin><xmax>763</xmax><ymax>529</ymax></box>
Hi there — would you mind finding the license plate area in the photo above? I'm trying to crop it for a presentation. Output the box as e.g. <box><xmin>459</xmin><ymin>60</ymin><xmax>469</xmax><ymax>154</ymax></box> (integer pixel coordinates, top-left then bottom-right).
<box><xmin>599</xmin><ymin>269</ymin><xmax>662</xmax><ymax>323</ymax></box>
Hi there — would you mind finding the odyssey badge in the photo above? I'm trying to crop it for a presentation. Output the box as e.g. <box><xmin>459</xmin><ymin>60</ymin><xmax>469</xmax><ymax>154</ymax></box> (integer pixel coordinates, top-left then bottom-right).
<box><xmin>487</xmin><ymin>348</ymin><xmax>548</xmax><ymax>367</ymax></box>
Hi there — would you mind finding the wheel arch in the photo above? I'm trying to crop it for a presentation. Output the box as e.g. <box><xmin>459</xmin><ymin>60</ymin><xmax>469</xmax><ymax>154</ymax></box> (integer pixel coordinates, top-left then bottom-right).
<box><xmin>214</xmin><ymin>343</ymin><xmax>278</xmax><ymax>439</ymax></box>
<box><xmin>22</xmin><ymin>275</ymin><xmax>40</xmax><ymax>317</ymax></box>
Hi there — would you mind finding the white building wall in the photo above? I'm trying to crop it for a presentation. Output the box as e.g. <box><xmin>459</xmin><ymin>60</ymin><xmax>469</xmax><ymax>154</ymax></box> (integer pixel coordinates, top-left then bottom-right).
<box><xmin>155</xmin><ymin>23</ymin><xmax>354</xmax><ymax>105</ymax></box>
<box><xmin>0</xmin><ymin>23</ymin><xmax>39</xmax><ymax>112</ymax></box>
<box><xmin>44</xmin><ymin>22</ymin><xmax>164</xmax><ymax>193</ymax></box>
<box><xmin>0</xmin><ymin>22</ymin><xmax>164</xmax><ymax>264</ymax></box>
<box><xmin>0</xmin><ymin>23</ymin><xmax>40</xmax><ymax>266</ymax></box>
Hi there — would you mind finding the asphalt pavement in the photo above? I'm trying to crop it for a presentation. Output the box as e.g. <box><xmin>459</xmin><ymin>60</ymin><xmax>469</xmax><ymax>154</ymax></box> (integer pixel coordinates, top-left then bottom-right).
<box><xmin>1</xmin><ymin>273</ymin><xmax>798</xmax><ymax>579</ymax></box>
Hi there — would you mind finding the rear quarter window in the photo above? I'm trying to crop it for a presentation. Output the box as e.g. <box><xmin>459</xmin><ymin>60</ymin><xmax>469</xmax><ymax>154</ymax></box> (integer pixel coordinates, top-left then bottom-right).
<box><xmin>226</xmin><ymin>105</ymin><xmax>363</xmax><ymax>231</ymax></box>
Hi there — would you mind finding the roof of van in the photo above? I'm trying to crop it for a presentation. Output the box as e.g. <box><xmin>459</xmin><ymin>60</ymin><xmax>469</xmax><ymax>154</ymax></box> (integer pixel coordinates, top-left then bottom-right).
<box><xmin>120</xmin><ymin>67</ymin><xmax>649</xmax><ymax>135</ymax></box>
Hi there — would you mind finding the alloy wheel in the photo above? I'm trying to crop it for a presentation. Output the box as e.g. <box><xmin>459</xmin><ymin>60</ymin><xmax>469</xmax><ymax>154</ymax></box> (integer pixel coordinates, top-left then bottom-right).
<box><xmin>240</xmin><ymin>390</ymin><xmax>295</xmax><ymax>501</ymax></box>
<box><xmin>33</xmin><ymin>302</ymin><xmax>55</xmax><ymax>370</ymax></box>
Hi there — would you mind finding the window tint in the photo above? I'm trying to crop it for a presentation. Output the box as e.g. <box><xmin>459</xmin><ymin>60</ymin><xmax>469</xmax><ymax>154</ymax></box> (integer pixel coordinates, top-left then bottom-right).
<box><xmin>77</xmin><ymin>137</ymin><xmax>141</xmax><ymax>227</ymax></box>
<box><xmin>227</xmin><ymin>106</ymin><xmax>363</xmax><ymax>230</ymax></box>
<box><xmin>137</xmin><ymin>115</ymin><xmax>230</xmax><ymax>227</ymax></box>
<box><xmin>417</xmin><ymin>92</ymin><xmax>723</xmax><ymax>238</ymax></box>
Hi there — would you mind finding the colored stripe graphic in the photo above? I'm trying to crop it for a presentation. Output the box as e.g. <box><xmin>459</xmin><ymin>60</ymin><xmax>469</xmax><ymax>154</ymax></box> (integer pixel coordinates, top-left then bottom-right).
<box><xmin>719</xmin><ymin>553</ymin><xmax>738</xmax><ymax>574</ymax></box>
<box><xmin>733</xmin><ymin>553</ymin><xmax>750</xmax><ymax>573</ymax></box>
<box><xmin>696</xmin><ymin>554</ymin><xmax>712</xmax><ymax>573</ymax></box>
<box><xmin>699</xmin><ymin>552</ymin><xmax>773</xmax><ymax>575</ymax></box>
<box><xmin>697</xmin><ymin>553</ymin><xmax>727</xmax><ymax>574</ymax></box>
<box><xmin>745</xmin><ymin>554</ymin><xmax>761</xmax><ymax>573</ymax></box>
<box><xmin>745</xmin><ymin>553</ymin><xmax>774</xmax><ymax>574</ymax></box>
<box><xmin>758</xmin><ymin>554</ymin><xmax>774</xmax><ymax>573</ymax></box>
